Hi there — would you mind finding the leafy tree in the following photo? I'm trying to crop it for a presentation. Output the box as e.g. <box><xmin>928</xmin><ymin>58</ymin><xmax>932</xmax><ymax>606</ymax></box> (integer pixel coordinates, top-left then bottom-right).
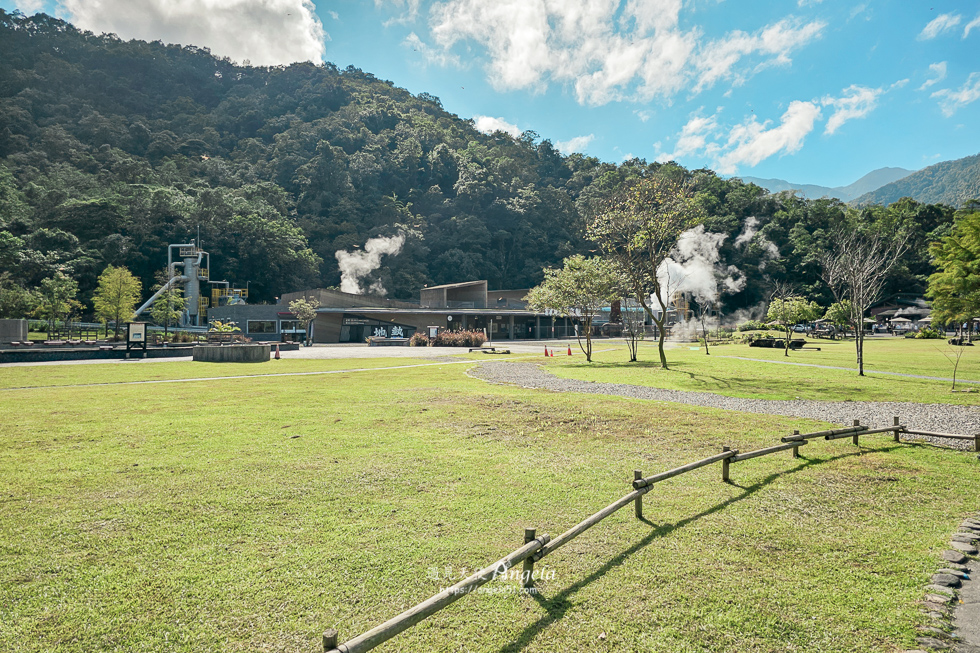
<box><xmin>0</xmin><ymin>273</ymin><xmax>35</xmax><ymax>319</ymax></box>
<box><xmin>767</xmin><ymin>296</ymin><xmax>821</xmax><ymax>356</ymax></box>
<box><xmin>588</xmin><ymin>175</ymin><xmax>704</xmax><ymax>368</ymax></box>
<box><xmin>93</xmin><ymin>265</ymin><xmax>142</xmax><ymax>339</ymax></box>
<box><xmin>927</xmin><ymin>209</ymin><xmax>980</xmax><ymax>335</ymax></box>
<box><xmin>148</xmin><ymin>270</ymin><xmax>187</xmax><ymax>337</ymax></box>
<box><xmin>34</xmin><ymin>270</ymin><xmax>81</xmax><ymax>334</ymax></box>
<box><xmin>525</xmin><ymin>255</ymin><xmax>621</xmax><ymax>362</ymax></box>
<box><xmin>823</xmin><ymin>300</ymin><xmax>854</xmax><ymax>339</ymax></box>
<box><xmin>524</xmin><ymin>256</ymin><xmax>619</xmax><ymax>362</ymax></box>
<box><xmin>288</xmin><ymin>297</ymin><xmax>320</xmax><ymax>347</ymax></box>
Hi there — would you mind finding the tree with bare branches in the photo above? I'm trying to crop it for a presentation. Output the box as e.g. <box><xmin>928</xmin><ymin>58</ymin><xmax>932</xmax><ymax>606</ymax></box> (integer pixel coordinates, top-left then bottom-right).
<box><xmin>587</xmin><ymin>174</ymin><xmax>704</xmax><ymax>369</ymax></box>
<box><xmin>820</xmin><ymin>218</ymin><xmax>909</xmax><ymax>376</ymax></box>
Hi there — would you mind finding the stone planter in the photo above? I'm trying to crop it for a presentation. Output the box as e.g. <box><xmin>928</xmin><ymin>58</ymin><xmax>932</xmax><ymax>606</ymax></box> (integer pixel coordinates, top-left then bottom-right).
<box><xmin>192</xmin><ymin>344</ymin><xmax>270</xmax><ymax>362</ymax></box>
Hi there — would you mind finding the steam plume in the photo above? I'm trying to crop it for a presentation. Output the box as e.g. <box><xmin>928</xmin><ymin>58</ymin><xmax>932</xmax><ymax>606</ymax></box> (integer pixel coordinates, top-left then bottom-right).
<box><xmin>335</xmin><ymin>232</ymin><xmax>405</xmax><ymax>295</ymax></box>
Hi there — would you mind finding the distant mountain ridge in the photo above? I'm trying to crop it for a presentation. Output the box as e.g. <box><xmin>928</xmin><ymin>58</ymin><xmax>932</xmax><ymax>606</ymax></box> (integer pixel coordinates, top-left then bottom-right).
<box><xmin>738</xmin><ymin>167</ymin><xmax>914</xmax><ymax>202</ymax></box>
<box><xmin>851</xmin><ymin>153</ymin><xmax>980</xmax><ymax>208</ymax></box>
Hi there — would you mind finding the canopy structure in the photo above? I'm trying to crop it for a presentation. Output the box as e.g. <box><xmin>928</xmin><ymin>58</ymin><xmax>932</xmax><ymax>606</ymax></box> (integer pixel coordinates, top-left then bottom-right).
<box><xmin>891</xmin><ymin>317</ymin><xmax>912</xmax><ymax>323</ymax></box>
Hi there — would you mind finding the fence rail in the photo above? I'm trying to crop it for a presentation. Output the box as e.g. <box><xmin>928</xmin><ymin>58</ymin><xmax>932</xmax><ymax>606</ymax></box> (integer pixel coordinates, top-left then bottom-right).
<box><xmin>322</xmin><ymin>416</ymin><xmax>977</xmax><ymax>653</ymax></box>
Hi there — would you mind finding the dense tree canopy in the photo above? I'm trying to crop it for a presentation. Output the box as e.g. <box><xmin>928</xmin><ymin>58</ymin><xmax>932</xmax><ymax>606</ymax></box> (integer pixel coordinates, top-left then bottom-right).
<box><xmin>0</xmin><ymin>9</ymin><xmax>966</xmax><ymax>324</ymax></box>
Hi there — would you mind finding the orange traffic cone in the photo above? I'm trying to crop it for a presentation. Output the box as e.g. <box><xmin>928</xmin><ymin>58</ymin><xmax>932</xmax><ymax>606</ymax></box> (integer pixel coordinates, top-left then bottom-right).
<box><xmin>544</xmin><ymin>346</ymin><xmax>549</xmax><ymax>357</ymax></box>
<box><xmin>549</xmin><ymin>349</ymin><xmax>553</xmax><ymax>357</ymax></box>
<box><xmin>567</xmin><ymin>346</ymin><xmax>572</xmax><ymax>356</ymax></box>
<box><xmin>274</xmin><ymin>343</ymin><xmax>281</xmax><ymax>360</ymax></box>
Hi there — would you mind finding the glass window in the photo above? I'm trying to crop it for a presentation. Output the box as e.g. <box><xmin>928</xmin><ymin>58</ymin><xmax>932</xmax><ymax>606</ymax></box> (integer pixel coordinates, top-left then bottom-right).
<box><xmin>247</xmin><ymin>320</ymin><xmax>276</xmax><ymax>334</ymax></box>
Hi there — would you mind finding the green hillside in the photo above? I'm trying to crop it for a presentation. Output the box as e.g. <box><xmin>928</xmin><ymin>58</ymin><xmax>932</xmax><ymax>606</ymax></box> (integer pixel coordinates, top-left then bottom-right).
<box><xmin>0</xmin><ymin>10</ymin><xmax>962</xmax><ymax>317</ymax></box>
<box><xmin>852</xmin><ymin>153</ymin><xmax>980</xmax><ymax>208</ymax></box>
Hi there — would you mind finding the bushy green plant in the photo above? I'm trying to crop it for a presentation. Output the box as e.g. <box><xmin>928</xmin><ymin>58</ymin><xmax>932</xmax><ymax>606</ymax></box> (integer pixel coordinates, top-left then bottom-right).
<box><xmin>914</xmin><ymin>327</ymin><xmax>945</xmax><ymax>339</ymax></box>
<box><xmin>409</xmin><ymin>332</ymin><xmax>430</xmax><ymax>347</ymax></box>
<box><xmin>430</xmin><ymin>330</ymin><xmax>487</xmax><ymax>347</ymax></box>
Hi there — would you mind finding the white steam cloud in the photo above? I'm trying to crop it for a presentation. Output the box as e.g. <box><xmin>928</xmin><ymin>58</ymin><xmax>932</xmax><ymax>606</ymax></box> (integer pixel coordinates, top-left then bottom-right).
<box><xmin>657</xmin><ymin>225</ymin><xmax>745</xmax><ymax>305</ymax></box>
<box><xmin>335</xmin><ymin>233</ymin><xmax>405</xmax><ymax>295</ymax></box>
<box><xmin>734</xmin><ymin>216</ymin><xmax>780</xmax><ymax>264</ymax></box>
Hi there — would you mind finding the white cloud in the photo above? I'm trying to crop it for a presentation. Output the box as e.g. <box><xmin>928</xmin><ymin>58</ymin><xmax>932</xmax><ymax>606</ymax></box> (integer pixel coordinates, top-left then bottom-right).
<box><xmin>716</xmin><ymin>101</ymin><xmax>821</xmax><ymax>173</ymax></box>
<box><xmin>918</xmin><ymin>61</ymin><xmax>947</xmax><ymax>91</ymax></box>
<box><xmin>964</xmin><ymin>14</ymin><xmax>980</xmax><ymax>38</ymax></box>
<box><xmin>328</xmin><ymin>10</ymin><xmax>339</xmax><ymax>20</ymax></box>
<box><xmin>797</xmin><ymin>0</ymin><xmax>823</xmax><ymax>6</ymax></box>
<box><xmin>473</xmin><ymin>115</ymin><xmax>522</xmax><ymax>137</ymax></box>
<box><xmin>554</xmin><ymin>134</ymin><xmax>595</xmax><ymax>154</ymax></box>
<box><xmin>657</xmin><ymin>111</ymin><xmax>721</xmax><ymax>162</ymax></box>
<box><xmin>822</xmin><ymin>84</ymin><xmax>881</xmax><ymax>134</ymax></box>
<box><xmin>58</xmin><ymin>0</ymin><xmax>326</xmax><ymax>65</ymax></box>
<box><xmin>694</xmin><ymin>18</ymin><xmax>825</xmax><ymax>93</ymax></box>
<box><xmin>404</xmin><ymin>32</ymin><xmax>461</xmax><ymax>67</ymax></box>
<box><xmin>378</xmin><ymin>0</ymin><xmax>421</xmax><ymax>26</ymax></box>
<box><xmin>14</xmin><ymin>0</ymin><xmax>45</xmax><ymax>13</ymax></box>
<box><xmin>932</xmin><ymin>72</ymin><xmax>980</xmax><ymax>117</ymax></box>
<box><xmin>657</xmin><ymin>101</ymin><xmax>820</xmax><ymax>173</ymax></box>
<box><xmin>918</xmin><ymin>13</ymin><xmax>961</xmax><ymax>40</ymax></box>
<box><xmin>408</xmin><ymin>0</ymin><xmax>823</xmax><ymax>107</ymax></box>
<box><xmin>634</xmin><ymin>109</ymin><xmax>653</xmax><ymax>122</ymax></box>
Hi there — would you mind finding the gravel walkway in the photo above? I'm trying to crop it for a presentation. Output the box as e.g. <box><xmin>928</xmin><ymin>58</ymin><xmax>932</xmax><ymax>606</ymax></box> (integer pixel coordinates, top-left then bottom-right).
<box><xmin>470</xmin><ymin>361</ymin><xmax>980</xmax><ymax>450</ymax></box>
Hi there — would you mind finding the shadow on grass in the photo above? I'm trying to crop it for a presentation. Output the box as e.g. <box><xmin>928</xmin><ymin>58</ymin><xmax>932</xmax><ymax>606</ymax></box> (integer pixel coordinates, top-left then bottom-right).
<box><xmin>497</xmin><ymin>444</ymin><xmax>906</xmax><ymax>653</ymax></box>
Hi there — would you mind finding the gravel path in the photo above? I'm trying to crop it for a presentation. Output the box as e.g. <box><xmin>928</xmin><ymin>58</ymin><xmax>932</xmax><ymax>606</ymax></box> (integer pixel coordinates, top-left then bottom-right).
<box><xmin>470</xmin><ymin>361</ymin><xmax>980</xmax><ymax>450</ymax></box>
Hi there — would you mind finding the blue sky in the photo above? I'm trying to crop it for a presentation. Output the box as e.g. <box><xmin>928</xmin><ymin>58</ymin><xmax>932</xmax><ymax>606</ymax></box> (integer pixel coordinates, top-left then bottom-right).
<box><xmin>4</xmin><ymin>0</ymin><xmax>980</xmax><ymax>188</ymax></box>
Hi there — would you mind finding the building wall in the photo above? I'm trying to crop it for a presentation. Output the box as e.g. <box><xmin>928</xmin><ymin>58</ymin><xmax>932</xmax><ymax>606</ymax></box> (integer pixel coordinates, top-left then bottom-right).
<box><xmin>420</xmin><ymin>281</ymin><xmax>487</xmax><ymax>308</ymax></box>
<box><xmin>207</xmin><ymin>305</ymin><xmax>303</xmax><ymax>341</ymax></box>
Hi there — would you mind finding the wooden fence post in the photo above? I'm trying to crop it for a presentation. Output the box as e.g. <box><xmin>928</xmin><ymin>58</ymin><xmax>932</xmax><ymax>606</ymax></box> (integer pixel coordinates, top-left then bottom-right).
<box><xmin>323</xmin><ymin>629</ymin><xmax>338</xmax><ymax>652</ymax></box>
<box><xmin>975</xmin><ymin>433</ymin><xmax>980</xmax><ymax>453</ymax></box>
<box><xmin>852</xmin><ymin>419</ymin><xmax>860</xmax><ymax>445</ymax></box>
<box><xmin>893</xmin><ymin>416</ymin><xmax>900</xmax><ymax>443</ymax></box>
<box><xmin>522</xmin><ymin>528</ymin><xmax>536</xmax><ymax>590</ymax></box>
<box><xmin>722</xmin><ymin>446</ymin><xmax>731</xmax><ymax>482</ymax></box>
<box><xmin>792</xmin><ymin>430</ymin><xmax>800</xmax><ymax>458</ymax></box>
<box><xmin>634</xmin><ymin>470</ymin><xmax>643</xmax><ymax>519</ymax></box>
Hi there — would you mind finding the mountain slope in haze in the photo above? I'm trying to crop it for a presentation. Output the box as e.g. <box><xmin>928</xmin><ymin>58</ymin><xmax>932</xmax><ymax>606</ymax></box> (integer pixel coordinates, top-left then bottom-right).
<box><xmin>852</xmin><ymin>153</ymin><xmax>980</xmax><ymax>207</ymax></box>
<box><xmin>738</xmin><ymin>167</ymin><xmax>913</xmax><ymax>202</ymax></box>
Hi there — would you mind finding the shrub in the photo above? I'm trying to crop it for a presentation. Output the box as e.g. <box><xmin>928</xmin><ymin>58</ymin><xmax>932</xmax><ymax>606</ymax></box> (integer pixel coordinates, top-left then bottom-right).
<box><xmin>430</xmin><ymin>330</ymin><xmax>486</xmax><ymax>347</ymax></box>
<box><xmin>914</xmin><ymin>327</ymin><xmax>945</xmax><ymax>339</ymax></box>
<box><xmin>409</xmin><ymin>332</ymin><xmax>430</xmax><ymax>347</ymax></box>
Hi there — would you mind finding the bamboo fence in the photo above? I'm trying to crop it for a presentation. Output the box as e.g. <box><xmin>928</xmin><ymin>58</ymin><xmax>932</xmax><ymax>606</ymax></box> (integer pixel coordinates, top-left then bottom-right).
<box><xmin>322</xmin><ymin>415</ymin><xmax>975</xmax><ymax>653</ymax></box>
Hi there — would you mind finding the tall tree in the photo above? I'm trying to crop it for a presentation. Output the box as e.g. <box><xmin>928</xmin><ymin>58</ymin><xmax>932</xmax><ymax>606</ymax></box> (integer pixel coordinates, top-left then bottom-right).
<box><xmin>588</xmin><ymin>175</ymin><xmax>704</xmax><ymax>369</ymax></box>
<box><xmin>93</xmin><ymin>265</ymin><xmax>142</xmax><ymax>339</ymax></box>
<box><xmin>288</xmin><ymin>297</ymin><xmax>319</xmax><ymax>347</ymax></box>
<box><xmin>927</xmin><ymin>209</ymin><xmax>980</xmax><ymax>335</ymax></box>
<box><xmin>766</xmin><ymin>296</ymin><xmax>821</xmax><ymax>356</ymax></box>
<box><xmin>525</xmin><ymin>255</ymin><xmax>621</xmax><ymax>362</ymax></box>
<box><xmin>34</xmin><ymin>270</ymin><xmax>81</xmax><ymax>335</ymax></box>
<box><xmin>148</xmin><ymin>270</ymin><xmax>187</xmax><ymax>338</ymax></box>
<box><xmin>820</xmin><ymin>217</ymin><xmax>909</xmax><ymax>375</ymax></box>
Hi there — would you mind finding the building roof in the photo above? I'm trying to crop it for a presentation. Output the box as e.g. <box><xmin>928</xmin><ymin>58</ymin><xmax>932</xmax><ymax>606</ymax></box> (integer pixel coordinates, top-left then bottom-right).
<box><xmin>420</xmin><ymin>280</ymin><xmax>487</xmax><ymax>291</ymax></box>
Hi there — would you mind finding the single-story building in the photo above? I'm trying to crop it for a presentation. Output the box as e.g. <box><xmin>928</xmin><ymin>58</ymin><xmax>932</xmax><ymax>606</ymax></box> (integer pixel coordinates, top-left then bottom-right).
<box><xmin>204</xmin><ymin>303</ymin><xmax>307</xmax><ymax>342</ymax></box>
<box><xmin>280</xmin><ymin>281</ymin><xmax>578</xmax><ymax>343</ymax></box>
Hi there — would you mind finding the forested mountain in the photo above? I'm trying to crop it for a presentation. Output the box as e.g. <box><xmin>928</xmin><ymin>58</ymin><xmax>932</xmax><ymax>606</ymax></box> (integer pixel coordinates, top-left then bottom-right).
<box><xmin>0</xmin><ymin>10</ymin><xmax>965</xmax><ymax>320</ymax></box>
<box><xmin>738</xmin><ymin>167</ymin><xmax>913</xmax><ymax>202</ymax></box>
<box><xmin>853</xmin><ymin>153</ymin><xmax>980</xmax><ymax>208</ymax></box>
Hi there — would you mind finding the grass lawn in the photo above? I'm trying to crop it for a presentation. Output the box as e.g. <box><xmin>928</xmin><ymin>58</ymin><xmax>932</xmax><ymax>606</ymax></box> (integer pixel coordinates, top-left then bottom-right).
<box><xmin>0</xmin><ymin>356</ymin><xmax>473</xmax><ymax>391</ymax></box>
<box><xmin>543</xmin><ymin>337</ymin><xmax>980</xmax><ymax>406</ymax></box>
<box><xmin>0</xmin><ymin>358</ymin><xmax>976</xmax><ymax>652</ymax></box>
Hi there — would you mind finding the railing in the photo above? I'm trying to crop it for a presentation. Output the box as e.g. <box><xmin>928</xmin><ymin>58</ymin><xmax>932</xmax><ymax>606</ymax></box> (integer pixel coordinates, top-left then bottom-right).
<box><xmin>321</xmin><ymin>416</ymin><xmax>977</xmax><ymax>652</ymax></box>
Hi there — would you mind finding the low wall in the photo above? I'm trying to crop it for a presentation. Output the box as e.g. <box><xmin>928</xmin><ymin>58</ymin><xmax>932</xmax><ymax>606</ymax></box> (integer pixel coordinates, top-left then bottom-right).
<box><xmin>0</xmin><ymin>319</ymin><xmax>28</xmax><ymax>343</ymax></box>
<box><xmin>192</xmin><ymin>344</ymin><xmax>271</xmax><ymax>363</ymax></box>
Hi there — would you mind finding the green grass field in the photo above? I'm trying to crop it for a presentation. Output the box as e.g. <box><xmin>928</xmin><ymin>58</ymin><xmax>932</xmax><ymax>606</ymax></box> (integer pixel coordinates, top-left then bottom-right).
<box><xmin>0</xmin><ymin>354</ymin><xmax>975</xmax><ymax>652</ymax></box>
<box><xmin>545</xmin><ymin>337</ymin><xmax>980</xmax><ymax>405</ymax></box>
